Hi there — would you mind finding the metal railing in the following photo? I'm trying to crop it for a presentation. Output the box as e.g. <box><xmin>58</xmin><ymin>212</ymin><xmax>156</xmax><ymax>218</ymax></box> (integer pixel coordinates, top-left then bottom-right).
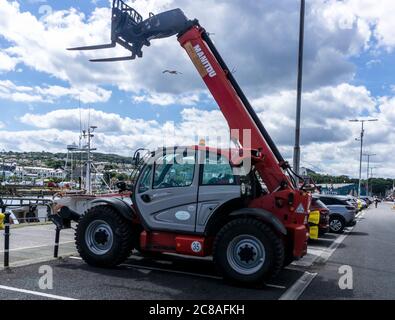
<box><xmin>0</xmin><ymin>200</ymin><xmax>62</xmax><ymax>269</ymax></box>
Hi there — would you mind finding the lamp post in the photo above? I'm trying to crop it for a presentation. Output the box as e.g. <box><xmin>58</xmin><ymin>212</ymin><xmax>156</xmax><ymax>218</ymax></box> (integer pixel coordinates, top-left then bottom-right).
<box><xmin>293</xmin><ymin>0</ymin><xmax>305</xmax><ymax>183</ymax></box>
<box><xmin>349</xmin><ymin>119</ymin><xmax>378</xmax><ymax>198</ymax></box>
<box><xmin>363</xmin><ymin>153</ymin><xmax>376</xmax><ymax>197</ymax></box>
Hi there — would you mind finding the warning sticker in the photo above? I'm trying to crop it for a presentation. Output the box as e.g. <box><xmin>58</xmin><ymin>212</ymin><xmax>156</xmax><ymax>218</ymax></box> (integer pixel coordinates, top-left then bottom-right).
<box><xmin>295</xmin><ymin>203</ymin><xmax>306</xmax><ymax>214</ymax></box>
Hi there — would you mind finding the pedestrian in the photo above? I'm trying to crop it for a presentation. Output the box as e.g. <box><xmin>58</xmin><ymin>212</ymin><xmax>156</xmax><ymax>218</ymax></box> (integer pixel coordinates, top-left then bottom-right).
<box><xmin>374</xmin><ymin>196</ymin><xmax>379</xmax><ymax>208</ymax></box>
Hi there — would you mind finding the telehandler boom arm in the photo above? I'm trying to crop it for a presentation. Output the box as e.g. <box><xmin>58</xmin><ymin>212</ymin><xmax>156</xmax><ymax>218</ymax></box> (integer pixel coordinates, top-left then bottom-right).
<box><xmin>69</xmin><ymin>0</ymin><xmax>298</xmax><ymax>192</ymax></box>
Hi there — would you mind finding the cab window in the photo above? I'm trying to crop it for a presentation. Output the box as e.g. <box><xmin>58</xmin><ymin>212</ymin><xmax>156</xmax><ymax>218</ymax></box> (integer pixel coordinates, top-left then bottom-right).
<box><xmin>202</xmin><ymin>153</ymin><xmax>236</xmax><ymax>185</ymax></box>
<box><xmin>138</xmin><ymin>165</ymin><xmax>152</xmax><ymax>193</ymax></box>
<box><xmin>153</xmin><ymin>150</ymin><xmax>196</xmax><ymax>189</ymax></box>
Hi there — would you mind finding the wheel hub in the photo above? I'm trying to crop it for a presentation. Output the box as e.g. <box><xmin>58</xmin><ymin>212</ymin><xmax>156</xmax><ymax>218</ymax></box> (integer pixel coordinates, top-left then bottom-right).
<box><xmin>227</xmin><ymin>235</ymin><xmax>266</xmax><ymax>275</ymax></box>
<box><xmin>330</xmin><ymin>219</ymin><xmax>342</xmax><ymax>231</ymax></box>
<box><xmin>94</xmin><ymin>229</ymin><xmax>109</xmax><ymax>245</ymax></box>
<box><xmin>238</xmin><ymin>244</ymin><xmax>257</xmax><ymax>264</ymax></box>
<box><xmin>85</xmin><ymin>220</ymin><xmax>114</xmax><ymax>255</ymax></box>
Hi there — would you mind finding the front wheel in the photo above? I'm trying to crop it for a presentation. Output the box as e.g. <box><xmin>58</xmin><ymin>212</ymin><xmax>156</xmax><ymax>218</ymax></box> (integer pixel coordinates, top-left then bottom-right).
<box><xmin>75</xmin><ymin>205</ymin><xmax>134</xmax><ymax>267</ymax></box>
<box><xmin>329</xmin><ymin>215</ymin><xmax>345</xmax><ymax>233</ymax></box>
<box><xmin>213</xmin><ymin>218</ymin><xmax>284</xmax><ymax>285</ymax></box>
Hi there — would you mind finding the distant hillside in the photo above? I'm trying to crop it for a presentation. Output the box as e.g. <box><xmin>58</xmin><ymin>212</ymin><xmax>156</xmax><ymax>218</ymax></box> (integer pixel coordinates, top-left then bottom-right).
<box><xmin>0</xmin><ymin>151</ymin><xmax>133</xmax><ymax>168</ymax></box>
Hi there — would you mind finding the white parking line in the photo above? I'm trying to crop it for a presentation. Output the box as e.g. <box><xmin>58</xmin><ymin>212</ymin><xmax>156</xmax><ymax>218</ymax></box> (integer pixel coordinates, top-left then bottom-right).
<box><xmin>0</xmin><ymin>285</ymin><xmax>77</xmax><ymax>300</ymax></box>
<box><xmin>315</xmin><ymin>232</ymin><xmax>349</xmax><ymax>264</ymax></box>
<box><xmin>292</xmin><ymin>210</ymin><xmax>367</xmax><ymax>268</ymax></box>
<box><xmin>0</xmin><ymin>241</ymin><xmax>75</xmax><ymax>253</ymax></box>
<box><xmin>316</xmin><ymin>210</ymin><xmax>367</xmax><ymax>264</ymax></box>
<box><xmin>69</xmin><ymin>256</ymin><xmax>82</xmax><ymax>260</ymax></box>
<box><xmin>282</xmin><ymin>209</ymin><xmax>369</xmax><ymax>299</ymax></box>
<box><xmin>278</xmin><ymin>272</ymin><xmax>317</xmax><ymax>300</ymax></box>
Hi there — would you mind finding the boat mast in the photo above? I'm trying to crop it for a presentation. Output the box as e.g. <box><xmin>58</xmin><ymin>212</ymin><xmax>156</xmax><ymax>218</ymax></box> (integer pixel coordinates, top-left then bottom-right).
<box><xmin>84</xmin><ymin>125</ymin><xmax>97</xmax><ymax>195</ymax></box>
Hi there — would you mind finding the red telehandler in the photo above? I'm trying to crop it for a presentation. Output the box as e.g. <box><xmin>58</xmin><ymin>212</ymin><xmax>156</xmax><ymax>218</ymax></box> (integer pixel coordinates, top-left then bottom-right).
<box><xmin>53</xmin><ymin>0</ymin><xmax>313</xmax><ymax>285</ymax></box>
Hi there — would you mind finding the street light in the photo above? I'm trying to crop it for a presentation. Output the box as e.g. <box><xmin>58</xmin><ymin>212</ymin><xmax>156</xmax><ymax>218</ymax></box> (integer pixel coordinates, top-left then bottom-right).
<box><xmin>293</xmin><ymin>0</ymin><xmax>305</xmax><ymax>183</ymax></box>
<box><xmin>349</xmin><ymin>118</ymin><xmax>378</xmax><ymax>198</ymax></box>
<box><xmin>363</xmin><ymin>153</ymin><xmax>376</xmax><ymax>197</ymax></box>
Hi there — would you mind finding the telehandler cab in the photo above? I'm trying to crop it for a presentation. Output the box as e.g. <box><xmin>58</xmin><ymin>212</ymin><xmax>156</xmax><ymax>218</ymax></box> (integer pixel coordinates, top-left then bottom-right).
<box><xmin>54</xmin><ymin>0</ymin><xmax>313</xmax><ymax>285</ymax></box>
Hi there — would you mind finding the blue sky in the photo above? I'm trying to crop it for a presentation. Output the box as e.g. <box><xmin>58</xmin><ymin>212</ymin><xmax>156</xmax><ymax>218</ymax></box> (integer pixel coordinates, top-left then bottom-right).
<box><xmin>0</xmin><ymin>0</ymin><xmax>394</xmax><ymax>178</ymax></box>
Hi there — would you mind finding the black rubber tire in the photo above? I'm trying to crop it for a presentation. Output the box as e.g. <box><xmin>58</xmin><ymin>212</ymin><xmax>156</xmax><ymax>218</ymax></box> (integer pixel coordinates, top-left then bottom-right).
<box><xmin>75</xmin><ymin>205</ymin><xmax>134</xmax><ymax>268</ymax></box>
<box><xmin>329</xmin><ymin>215</ymin><xmax>346</xmax><ymax>234</ymax></box>
<box><xmin>213</xmin><ymin>218</ymin><xmax>284</xmax><ymax>285</ymax></box>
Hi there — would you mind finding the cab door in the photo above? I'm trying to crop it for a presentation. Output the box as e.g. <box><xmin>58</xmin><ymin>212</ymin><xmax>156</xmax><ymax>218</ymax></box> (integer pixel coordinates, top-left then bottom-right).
<box><xmin>134</xmin><ymin>148</ymin><xmax>198</xmax><ymax>233</ymax></box>
<box><xmin>196</xmin><ymin>150</ymin><xmax>242</xmax><ymax>233</ymax></box>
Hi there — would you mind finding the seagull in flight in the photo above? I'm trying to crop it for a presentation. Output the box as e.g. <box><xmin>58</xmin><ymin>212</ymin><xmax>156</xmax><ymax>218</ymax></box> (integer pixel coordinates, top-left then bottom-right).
<box><xmin>162</xmin><ymin>70</ymin><xmax>183</xmax><ymax>75</ymax></box>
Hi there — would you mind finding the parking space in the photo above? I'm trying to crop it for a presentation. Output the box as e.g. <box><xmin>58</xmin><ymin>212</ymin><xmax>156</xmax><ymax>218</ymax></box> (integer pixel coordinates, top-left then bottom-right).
<box><xmin>0</xmin><ymin>210</ymin><xmax>368</xmax><ymax>300</ymax></box>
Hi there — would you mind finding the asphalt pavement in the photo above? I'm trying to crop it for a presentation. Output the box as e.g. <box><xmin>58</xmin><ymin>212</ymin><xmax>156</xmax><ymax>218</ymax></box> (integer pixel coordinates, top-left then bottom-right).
<box><xmin>0</xmin><ymin>203</ymin><xmax>393</xmax><ymax>299</ymax></box>
<box><xmin>301</xmin><ymin>202</ymin><xmax>395</xmax><ymax>299</ymax></box>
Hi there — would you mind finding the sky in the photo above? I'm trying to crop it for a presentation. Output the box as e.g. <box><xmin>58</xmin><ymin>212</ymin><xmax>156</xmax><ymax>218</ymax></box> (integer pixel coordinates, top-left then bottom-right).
<box><xmin>0</xmin><ymin>0</ymin><xmax>394</xmax><ymax>178</ymax></box>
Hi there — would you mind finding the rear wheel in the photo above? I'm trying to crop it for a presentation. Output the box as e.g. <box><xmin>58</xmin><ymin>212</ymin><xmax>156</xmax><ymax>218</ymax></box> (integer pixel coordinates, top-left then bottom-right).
<box><xmin>75</xmin><ymin>205</ymin><xmax>134</xmax><ymax>267</ymax></box>
<box><xmin>213</xmin><ymin>218</ymin><xmax>284</xmax><ymax>285</ymax></box>
<box><xmin>329</xmin><ymin>215</ymin><xmax>345</xmax><ymax>233</ymax></box>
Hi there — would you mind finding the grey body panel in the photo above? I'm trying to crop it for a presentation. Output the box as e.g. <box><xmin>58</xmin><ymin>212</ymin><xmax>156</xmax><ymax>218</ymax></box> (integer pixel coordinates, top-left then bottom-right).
<box><xmin>134</xmin><ymin>148</ymin><xmax>198</xmax><ymax>233</ymax></box>
<box><xmin>325</xmin><ymin>205</ymin><xmax>355</xmax><ymax>223</ymax></box>
<box><xmin>136</xmin><ymin>186</ymin><xmax>198</xmax><ymax>232</ymax></box>
<box><xmin>133</xmin><ymin>147</ymin><xmax>280</xmax><ymax>236</ymax></box>
<box><xmin>196</xmin><ymin>185</ymin><xmax>241</xmax><ymax>233</ymax></box>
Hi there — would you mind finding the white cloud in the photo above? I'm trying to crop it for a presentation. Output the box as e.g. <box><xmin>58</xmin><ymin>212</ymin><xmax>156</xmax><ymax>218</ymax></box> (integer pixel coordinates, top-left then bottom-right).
<box><xmin>250</xmin><ymin>83</ymin><xmax>376</xmax><ymax>146</ymax></box>
<box><xmin>12</xmin><ymin>79</ymin><xmax>395</xmax><ymax>178</ymax></box>
<box><xmin>133</xmin><ymin>92</ymin><xmax>200</xmax><ymax>106</ymax></box>
<box><xmin>320</xmin><ymin>0</ymin><xmax>395</xmax><ymax>51</ymax></box>
<box><xmin>0</xmin><ymin>80</ymin><xmax>111</xmax><ymax>103</ymax></box>
<box><xmin>34</xmin><ymin>85</ymin><xmax>111</xmax><ymax>103</ymax></box>
<box><xmin>0</xmin><ymin>1</ymin><xmax>394</xmax><ymax>178</ymax></box>
<box><xmin>366</xmin><ymin>59</ymin><xmax>381</xmax><ymax>68</ymax></box>
<box><xmin>0</xmin><ymin>51</ymin><xmax>18</xmax><ymax>72</ymax></box>
<box><xmin>0</xmin><ymin>80</ymin><xmax>42</xmax><ymax>102</ymax></box>
<box><xmin>0</xmin><ymin>0</ymin><xmax>383</xmax><ymax>99</ymax></box>
<box><xmin>20</xmin><ymin>108</ymin><xmax>159</xmax><ymax>133</ymax></box>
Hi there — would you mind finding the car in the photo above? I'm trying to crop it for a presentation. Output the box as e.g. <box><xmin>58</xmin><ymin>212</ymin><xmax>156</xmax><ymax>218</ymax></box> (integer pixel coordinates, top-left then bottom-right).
<box><xmin>311</xmin><ymin>196</ymin><xmax>330</xmax><ymax>235</ymax></box>
<box><xmin>315</xmin><ymin>195</ymin><xmax>357</xmax><ymax>233</ymax></box>
<box><xmin>359</xmin><ymin>198</ymin><xmax>368</xmax><ymax>209</ymax></box>
<box><xmin>360</xmin><ymin>196</ymin><xmax>373</xmax><ymax>206</ymax></box>
<box><xmin>344</xmin><ymin>195</ymin><xmax>362</xmax><ymax>211</ymax></box>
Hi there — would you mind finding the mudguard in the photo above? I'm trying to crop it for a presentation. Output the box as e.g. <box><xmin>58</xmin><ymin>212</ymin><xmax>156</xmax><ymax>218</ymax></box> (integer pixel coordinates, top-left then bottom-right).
<box><xmin>229</xmin><ymin>208</ymin><xmax>287</xmax><ymax>235</ymax></box>
<box><xmin>91</xmin><ymin>198</ymin><xmax>134</xmax><ymax>221</ymax></box>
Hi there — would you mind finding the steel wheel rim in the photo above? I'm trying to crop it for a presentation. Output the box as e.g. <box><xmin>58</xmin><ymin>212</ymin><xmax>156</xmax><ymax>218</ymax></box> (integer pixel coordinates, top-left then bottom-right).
<box><xmin>226</xmin><ymin>235</ymin><xmax>265</xmax><ymax>275</ymax></box>
<box><xmin>330</xmin><ymin>219</ymin><xmax>342</xmax><ymax>232</ymax></box>
<box><xmin>85</xmin><ymin>220</ymin><xmax>114</xmax><ymax>255</ymax></box>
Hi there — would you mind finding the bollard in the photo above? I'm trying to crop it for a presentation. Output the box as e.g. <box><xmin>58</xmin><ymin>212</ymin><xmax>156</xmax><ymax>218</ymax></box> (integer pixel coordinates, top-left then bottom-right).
<box><xmin>54</xmin><ymin>227</ymin><xmax>60</xmax><ymax>258</ymax></box>
<box><xmin>3</xmin><ymin>210</ymin><xmax>10</xmax><ymax>268</ymax></box>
